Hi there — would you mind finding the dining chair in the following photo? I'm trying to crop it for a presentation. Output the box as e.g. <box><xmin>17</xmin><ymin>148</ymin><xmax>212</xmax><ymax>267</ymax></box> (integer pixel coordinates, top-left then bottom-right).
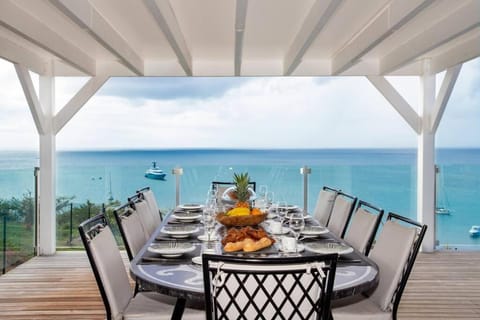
<box><xmin>332</xmin><ymin>213</ymin><xmax>427</xmax><ymax>320</ymax></box>
<box><xmin>138</xmin><ymin>187</ymin><xmax>163</xmax><ymax>224</ymax></box>
<box><xmin>312</xmin><ymin>186</ymin><xmax>340</xmax><ymax>226</ymax></box>
<box><xmin>114</xmin><ymin>203</ymin><xmax>148</xmax><ymax>261</ymax></box>
<box><xmin>130</xmin><ymin>198</ymin><xmax>157</xmax><ymax>239</ymax></box>
<box><xmin>79</xmin><ymin>213</ymin><xmax>205</xmax><ymax>320</ymax></box>
<box><xmin>326</xmin><ymin>191</ymin><xmax>357</xmax><ymax>238</ymax></box>
<box><xmin>343</xmin><ymin>200</ymin><xmax>384</xmax><ymax>255</ymax></box>
<box><xmin>202</xmin><ymin>253</ymin><xmax>337</xmax><ymax>320</ymax></box>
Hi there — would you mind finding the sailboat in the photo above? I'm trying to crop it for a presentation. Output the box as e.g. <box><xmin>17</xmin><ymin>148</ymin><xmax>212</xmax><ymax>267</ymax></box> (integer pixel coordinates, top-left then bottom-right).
<box><xmin>435</xmin><ymin>166</ymin><xmax>452</xmax><ymax>215</ymax></box>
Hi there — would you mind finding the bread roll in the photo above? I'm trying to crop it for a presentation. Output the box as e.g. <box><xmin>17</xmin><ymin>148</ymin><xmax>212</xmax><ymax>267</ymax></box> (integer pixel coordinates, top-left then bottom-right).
<box><xmin>224</xmin><ymin>240</ymin><xmax>245</xmax><ymax>252</ymax></box>
<box><xmin>243</xmin><ymin>237</ymin><xmax>272</xmax><ymax>252</ymax></box>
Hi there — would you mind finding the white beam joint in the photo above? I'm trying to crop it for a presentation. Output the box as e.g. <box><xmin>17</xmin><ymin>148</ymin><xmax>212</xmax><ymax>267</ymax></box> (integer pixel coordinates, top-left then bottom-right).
<box><xmin>332</xmin><ymin>0</ymin><xmax>434</xmax><ymax>75</ymax></box>
<box><xmin>0</xmin><ymin>36</ymin><xmax>49</xmax><ymax>75</ymax></box>
<box><xmin>54</xmin><ymin>75</ymin><xmax>109</xmax><ymax>134</ymax></box>
<box><xmin>367</xmin><ymin>76</ymin><xmax>421</xmax><ymax>134</ymax></box>
<box><xmin>14</xmin><ymin>64</ymin><xmax>47</xmax><ymax>135</ymax></box>
<box><xmin>234</xmin><ymin>0</ymin><xmax>248</xmax><ymax>76</ymax></box>
<box><xmin>51</xmin><ymin>0</ymin><xmax>144</xmax><ymax>75</ymax></box>
<box><xmin>430</xmin><ymin>64</ymin><xmax>462</xmax><ymax>132</ymax></box>
<box><xmin>380</xmin><ymin>0</ymin><xmax>480</xmax><ymax>74</ymax></box>
<box><xmin>0</xmin><ymin>0</ymin><xmax>96</xmax><ymax>75</ymax></box>
<box><xmin>284</xmin><ymin>0</ymin><xmax>343</xmax><ymax>76</ymax></box>
<box><xmin>144</xmin><ymin>0</ymin><xmax>192</xmax><ymax>76</ymax></box>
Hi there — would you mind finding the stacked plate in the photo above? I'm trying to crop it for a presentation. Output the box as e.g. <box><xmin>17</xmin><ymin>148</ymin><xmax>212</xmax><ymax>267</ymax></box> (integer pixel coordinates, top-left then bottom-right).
<box><xmin>301</xmin><ymin>226</ymin><xmax>329</xmax><ymax>236</ymax></box>
<box><xmin>148</xmin><ymin>242</ymin><xmax>196</xmax><ymax>258</ymax></box>
<box><xmin>161</xmin><ymin>225</ymin><xmax>199</xmax><ymax>238</ymax></box>
<box><xmin>304</xmin><ymin>242</ymin><xmax>353</xmax><ymax>255</ymax></box>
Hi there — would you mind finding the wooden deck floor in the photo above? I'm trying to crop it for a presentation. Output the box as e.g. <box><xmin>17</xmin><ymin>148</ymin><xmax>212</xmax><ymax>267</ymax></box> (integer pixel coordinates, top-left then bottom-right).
<box><xmin>0</xmin><ymin>251</ymin><xmax>479</xmax><ymax>319</ymax></box>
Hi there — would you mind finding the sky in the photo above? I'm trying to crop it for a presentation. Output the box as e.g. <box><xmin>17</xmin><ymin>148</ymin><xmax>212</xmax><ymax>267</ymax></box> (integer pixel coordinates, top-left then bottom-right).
<box><xmin>0</xmin><ymin>57</ymin><xmax>479</xmax><ymax>151</ymax></box>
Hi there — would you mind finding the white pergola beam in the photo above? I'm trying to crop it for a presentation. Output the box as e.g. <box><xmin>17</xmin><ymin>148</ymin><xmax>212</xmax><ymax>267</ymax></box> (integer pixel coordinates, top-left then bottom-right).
<box><xmin>144</xmin><ymin>0</ymin><xmax>192</xmax><ymax>76</ymax></box>
<box><xmin>0</xmin><ymin>0</ymin><xmax>96</xmax><ymax>75</ymax></box>
<box><xmin>367</xmin><ymin>76</ymin><xmax>421</xmax><ymax>134</ymax></box>
<box><xmin>430</xmin><ymin>64</ymin><xmax>462</xmax><ymax>132</ymax></box>
<box><xmin>431</xmin><ymin>32</ymin><xmax>480</xmax><ymax>74</ymax></box>
<box><xmin>332</xmin><ymin>0</ymin><xmax>433</xmax><ymax>75</ymax></box>
<box><xmin>284</xmin><ymin>0</ymin><xmax>343</xmax><ymax>76</ymax></box>
<box><xmin>14</xmin><ymin>64</ymin><xmax>47</xmax><ymax>135</ymax></box>
<box><xmin>380</xmin><ymin>0</ymin><xmax>480</xmax><ymax>74</ymax></box>
<box><xmin>50</xmin><ymin>0</ymin><xmax>144</xmax><ymax>76</ymax></box>
<box><xmin>234</xmin><ymin>0</ymin><xmax>248</xmax><ymax>76</ymax></box>
<box><xmin>0</xmin><ymin>36</ymin><xmax>48</xmax><ymax>75</ymax></box>
<box><xmin>53</xmin><ymin>75</ymin><xmax>109</xmax><ymax>134</ymax></box>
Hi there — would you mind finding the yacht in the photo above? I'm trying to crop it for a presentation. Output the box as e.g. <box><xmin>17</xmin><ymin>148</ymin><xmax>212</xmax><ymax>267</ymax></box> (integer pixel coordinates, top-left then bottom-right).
<box><xmin>469</xmin><ymin>225</ymin><xmax>480</xmax><ymax>237</ymax></box>
<box><xmin>145</xmin><ymin>161</ymin><xmax>166</xmax><ymax>180</ymax></box>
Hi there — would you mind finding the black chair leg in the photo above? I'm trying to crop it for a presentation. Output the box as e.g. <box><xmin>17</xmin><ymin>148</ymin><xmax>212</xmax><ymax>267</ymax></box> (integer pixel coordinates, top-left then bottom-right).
<box><xmin>171</xmin><ymin>297</ymin><xmax>186</xmax><ymax>320</ymax></box>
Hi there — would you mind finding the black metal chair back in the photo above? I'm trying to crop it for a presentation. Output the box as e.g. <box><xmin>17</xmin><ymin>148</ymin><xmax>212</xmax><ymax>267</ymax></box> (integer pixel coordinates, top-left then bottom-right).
<box><xmin>202</xmin><ymin>254</ymin><xmax>337</xmax><ymax>320</ymax></box>
<box><xmin>387</xmin><ymin>212</ymin><xmax>427</xmax><ymax>320</ymax></box>
<box><xmin>348</xmin><ymin>200</ymin><xmax>384</xmax><ymax>255</ymax></box>
<box><xmin>327</xmin><ymin>190</ymin><xmax>357</xmax><ymax>238</ymax></box>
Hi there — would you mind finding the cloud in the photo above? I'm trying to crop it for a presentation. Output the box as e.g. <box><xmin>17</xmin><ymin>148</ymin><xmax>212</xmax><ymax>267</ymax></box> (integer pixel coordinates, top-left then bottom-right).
<box><xmin>1</xmin><ymin>57</ymin><xmax>479</xmax><ymax>150</ymax></box>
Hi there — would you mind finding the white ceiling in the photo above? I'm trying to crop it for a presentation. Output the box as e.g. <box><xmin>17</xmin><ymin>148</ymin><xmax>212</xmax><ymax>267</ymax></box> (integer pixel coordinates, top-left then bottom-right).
<box><xmin>0</xmin><ymin>0</ymin><xmax>479</xmax><ymax>77</ymax></box>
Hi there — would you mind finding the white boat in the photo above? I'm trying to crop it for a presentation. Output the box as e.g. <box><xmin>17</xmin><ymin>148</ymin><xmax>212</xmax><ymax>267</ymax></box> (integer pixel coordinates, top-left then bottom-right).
<box><xmin>469</xmin><ymin>226</ymin><xmax>480</xmax><ymax>237</ymax></box>
<box><xmin>145</xmin><ymin>161</ymin><xmax>166</xmax><ymax>180</ymax></box>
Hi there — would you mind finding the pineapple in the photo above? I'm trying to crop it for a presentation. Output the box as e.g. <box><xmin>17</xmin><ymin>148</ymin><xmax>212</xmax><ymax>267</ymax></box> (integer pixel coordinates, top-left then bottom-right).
<box><xmin>233</xmin><ymin>172</ymin><xmax>250</xmax><ymax>208</ymax></box>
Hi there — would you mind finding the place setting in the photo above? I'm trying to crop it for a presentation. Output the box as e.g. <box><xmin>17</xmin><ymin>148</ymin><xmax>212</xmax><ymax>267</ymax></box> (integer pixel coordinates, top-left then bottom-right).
<box><xmin>158</xmin><ymin>225</ymin><xmax>200</xmax><ymax>239</ymax></box>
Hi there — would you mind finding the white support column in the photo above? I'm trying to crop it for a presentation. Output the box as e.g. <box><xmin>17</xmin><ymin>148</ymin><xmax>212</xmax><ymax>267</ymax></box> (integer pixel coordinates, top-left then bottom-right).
<box><xmin>417</xmin><ymin>60</ymin><xmax>436</xmax><ymax>252</ymax></box>
<box><xmin>39</xmin><ymin>75</ymin><xmax>56</xmax><ymax>255</ymax></box>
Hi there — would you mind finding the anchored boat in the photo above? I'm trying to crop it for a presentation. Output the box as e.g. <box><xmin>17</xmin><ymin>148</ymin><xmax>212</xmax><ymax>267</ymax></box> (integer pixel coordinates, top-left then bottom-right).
<box><xmin>145</xmin><ymin>161</ymin><xmax>166</xmax><ymax>180</ymax></box>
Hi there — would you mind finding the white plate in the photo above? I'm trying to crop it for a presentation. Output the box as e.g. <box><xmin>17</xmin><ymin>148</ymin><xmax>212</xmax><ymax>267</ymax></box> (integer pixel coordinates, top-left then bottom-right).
<box><xmin>172</xmin><ymin>212</ymin><xmax>202</xmax><ymax>222</ymax></box>
<box><xmin>161</xmin><ymin>225</ymin><xmax>199</xmax><ymax>238</ymax></box>
<box><xmin>267</xmin><ymin>212</ymin><xmax>278</xmax><ymax>219</ymax></box>
<box><xmin>304</xmin><ymin>242</ymin><xmax>354</xmax><ymax>255</ymax></box>
<box><xmin>148</xmin><ymin>242</ymin><xmax>195</xmax><ymax>257</ymax></box>
<box><xmin>301</xmin><ymin>226</ymin><xmax>329</xmax><ymax>236</ymax></box>
<box><xmin>178</xmin><ymin>203</ymin><xmax>203</xmax><ymax>210</ymax></box>
<box><xmin>278</xmin><ymin>244</ymin><xmax>305</xmax><ymax>253</ymax></box>
<box><xmin>192</xmin><ymin>256</ymin><xmax>202</xmax><ymax>265</ymax></box>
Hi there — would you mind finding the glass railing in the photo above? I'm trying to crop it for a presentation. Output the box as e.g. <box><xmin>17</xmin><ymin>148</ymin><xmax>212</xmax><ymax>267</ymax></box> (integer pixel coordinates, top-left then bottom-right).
<box><xmin>435</xmin><ymin>149</ymin><xmax>480</xmax><ymax>250</ymax></box>
<box><xmin>0</xmin><ymin>158</ymin><xmax>36</xmax><ymax>273</ymax></box>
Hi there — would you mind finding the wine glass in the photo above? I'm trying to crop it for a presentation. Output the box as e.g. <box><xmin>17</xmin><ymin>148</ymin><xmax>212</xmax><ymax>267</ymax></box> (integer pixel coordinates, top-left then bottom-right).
<box><xmin>277</xmin><ymin>201</ymin><xmax>289</xmax><ymax>225</ymax></box>
<box><xmin>289</xmin><ymin>210</ymin><xmax>305</xmax><ymax>244</ymax></box>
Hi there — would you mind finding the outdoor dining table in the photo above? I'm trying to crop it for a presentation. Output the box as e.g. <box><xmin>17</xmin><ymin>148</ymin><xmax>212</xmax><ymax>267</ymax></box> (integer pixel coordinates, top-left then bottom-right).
<box><xmin>130</xmin><ymin>208</ymin><xmax>379</xmax><ymax>312</ymax></box>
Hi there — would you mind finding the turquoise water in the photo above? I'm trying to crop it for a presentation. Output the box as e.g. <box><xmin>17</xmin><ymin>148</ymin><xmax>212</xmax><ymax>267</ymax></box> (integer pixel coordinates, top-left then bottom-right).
<box><xmin>1</xmin><ymin>148</ymin><xmax>479</xmax><ymax>248</ymax></box>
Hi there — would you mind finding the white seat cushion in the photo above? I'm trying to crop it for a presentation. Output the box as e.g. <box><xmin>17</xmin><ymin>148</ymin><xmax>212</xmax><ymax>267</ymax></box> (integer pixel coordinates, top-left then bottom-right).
<box><xmin>135</xmin><ymin>200</ymin><xmax>157</xmax><ymax>238</ymax></box>
<box><xmin>327</xmin><ymin>196</ymin><xmax>353</xmax><ymax>237</ymax></box>
<box><xmin>313</xmin><ymin>189</ymin><xmax>336</xmax><ymax>226</ymax></box>
<box><xmin>332</xmin><ymin>297</ymin><xmax>392</xmax><ymax>320</ymax></box>
<box><xmin>344</xmin><ymin>208</ymin><xmax>377</xmax><ymax>254</ymax></box>
<box><xmin>121</xmin><ymin>209</ymin><xmax>148</xmax><ymax>257</ymax></box>
<box><xmin>143</xmin><ymin>190</ymin><xmax>162</xmax><ymax>227</ymax></box>
<box><xmin>124</xmin><ymin>292</ymin><xmax>205</xmax><ymax>320</ymax></box>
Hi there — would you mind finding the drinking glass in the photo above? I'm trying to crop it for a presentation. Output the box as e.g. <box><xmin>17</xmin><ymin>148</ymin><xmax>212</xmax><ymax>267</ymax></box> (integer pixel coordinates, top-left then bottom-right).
<box><xmin>203</xmin><ymin>206</ymin><xmax>216</xmax><ymax>241</ymax></box>
<box><xmin>277</xmin><ymin>201</ymin><xmax>289</xmax><ymax>225</ymax></box>
<box><xmin>289</xmin><ymin>210</ymin><xmax>305</xmax><ymax>243</ymax></box>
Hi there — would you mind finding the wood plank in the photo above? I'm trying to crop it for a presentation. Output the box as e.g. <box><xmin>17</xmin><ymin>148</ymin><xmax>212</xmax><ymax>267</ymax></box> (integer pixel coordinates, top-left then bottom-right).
<box><xmin>0</xmin><ymin>251</ymin><xmax>479</xmax><ymax>319</ymax></box>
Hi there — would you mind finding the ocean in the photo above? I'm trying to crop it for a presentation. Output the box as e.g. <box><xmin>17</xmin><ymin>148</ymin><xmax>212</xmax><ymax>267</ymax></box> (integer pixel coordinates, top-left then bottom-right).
<box><xmin>1</xmin><ymin>148</ymin><xmax>479</xmax><ymax>249</ymax></box>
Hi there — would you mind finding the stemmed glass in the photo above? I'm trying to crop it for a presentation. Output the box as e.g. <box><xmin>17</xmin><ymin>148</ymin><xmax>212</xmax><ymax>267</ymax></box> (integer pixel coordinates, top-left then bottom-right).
<box><xmin>289</xmin><ymin>210</ymin><xmax>305</xmax><ymax>248</ymax></box>
<box><xmin>277</xmin><ymin>201</ymin><xmax>289</xmax><ymax>226</ymax></box>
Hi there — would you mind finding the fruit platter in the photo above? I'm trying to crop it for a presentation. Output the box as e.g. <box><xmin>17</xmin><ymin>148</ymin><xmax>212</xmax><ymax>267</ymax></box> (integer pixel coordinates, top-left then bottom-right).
<box><xmin>216</xmin><ymin>172</ymin><xmax>266</xmax><ymax>227</ymax></box>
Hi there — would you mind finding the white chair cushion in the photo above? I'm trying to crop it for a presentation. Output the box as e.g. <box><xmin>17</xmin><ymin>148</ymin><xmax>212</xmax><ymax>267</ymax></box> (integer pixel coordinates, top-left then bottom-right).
<box><xmin>121</xmin><ymin>209</ymin><xmax>148</xmax><ymax>257</ymax></box>
<box><xmin>327</xmin><ymin>196</ymin><xmax>353</xmax><ymax>237</ymax></box>
<box><xmin>89</xmin><ymin>226</ymin><xmax>133</xmax><ymax>320</ymax></box>
<box><xmin>344</xmin><ymin>208</ymin><xmax>377</xmax><ymax>254</ymax></box>
<box><xmin>135</xmin><ymin>200</ymin><xmax>157</xmax><ymax>238</ymax></box>
<box><xmin>124</xmin><ymin>292</ymin><xmax>205</xmax><ymax>320</ymax></box>
<box><xmin>313</xmin><ymin>189</ymin><xmax>336</xmax><ymax>226</ymax></box>
<box><xmin>369</xmin><ymin>220</ymin><xmax>417</xmax><ymax>311</ymax></box>
<box><xmin>143</xmin><ymin>190</ymin><xmax>162</xmax><ymax>227</ymax></box>
<box><xmin>332</xmin><ymin>297</ymin><xmax>392</xmax><ymax>320</ymax></box>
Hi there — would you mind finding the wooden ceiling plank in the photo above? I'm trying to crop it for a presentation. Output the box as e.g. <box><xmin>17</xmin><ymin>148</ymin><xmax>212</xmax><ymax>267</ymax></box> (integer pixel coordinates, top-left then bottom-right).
<box><xmin>51</xmin><ymin>0</ymin><xmax>144</xmax><ymax>75</ymax></box>
<box><xmin>0</xmin><ymin>0</ymin><xmax>96</xmax><ymax>75</ymax></box>
<box><xmin>143</xmin><ymin>0</ymin><xmax>192</xmax><ymax>76</ymax></box>
<box><xmin>332</xmin><ymin>0</ymin><xmax>434</xmax><ymax>75</ymax></box>
<box><xmin>380</xmin><ymin>0</ymin><xmax>480</xmax><ymax>74</ymax></box>
<box><xmin>284</xmin><ymin>0</ymin><xmax>343</xmax><ymax>76</ymax></box>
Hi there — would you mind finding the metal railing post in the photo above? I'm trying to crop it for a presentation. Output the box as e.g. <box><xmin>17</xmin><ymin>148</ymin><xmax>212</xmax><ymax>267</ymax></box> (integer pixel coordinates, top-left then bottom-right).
<box><xmin>300</xmin><ymin>166</ymin><xmax>311</xmax><ymax>213</ymax></box>
<box><xmin>2</xmin><ymin>215</ymin><xmax>7</xmax><ymax>274</ymax></box>
<box><xmin>172</xmin><ymin>167</ymin><xmax>184</xmax><ymax>207</ymax></box>
<box><xmin>34</xmin><ymin>166</ymin><xmax>40</xmax><ymax>256</ymax></box>
<box><xmin>69</xmin><ymin>203</ymin><xmax>73</xmax><ymax>245</ymax></box>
